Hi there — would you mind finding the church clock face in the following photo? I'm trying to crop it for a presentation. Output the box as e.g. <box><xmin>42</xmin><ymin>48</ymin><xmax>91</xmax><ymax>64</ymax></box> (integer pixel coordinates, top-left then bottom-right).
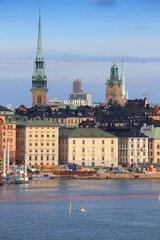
<box><xmin>109</xmin><ymin>83</ymin><xmax>113</xmax><ymax>88</ymax></box>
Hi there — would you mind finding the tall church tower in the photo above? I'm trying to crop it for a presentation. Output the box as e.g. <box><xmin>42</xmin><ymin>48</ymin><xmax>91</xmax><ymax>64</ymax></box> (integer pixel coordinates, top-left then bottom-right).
<box><xmin>106</xmin><ymin>63</ymin><xmax>123</xmax><ymax>106</ymax></box>
<box><xmin>31</xmin><ymin>11</ymin><xmax>48</xmax><ymax>106</ymax></box>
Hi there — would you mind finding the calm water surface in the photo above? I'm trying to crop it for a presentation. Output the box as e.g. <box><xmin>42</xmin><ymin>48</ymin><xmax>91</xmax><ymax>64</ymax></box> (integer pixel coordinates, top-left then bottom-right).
<box><xmin>0</xmin><ymin>179</ymin><xmax>160</xmax><ymax>240</ymax></box>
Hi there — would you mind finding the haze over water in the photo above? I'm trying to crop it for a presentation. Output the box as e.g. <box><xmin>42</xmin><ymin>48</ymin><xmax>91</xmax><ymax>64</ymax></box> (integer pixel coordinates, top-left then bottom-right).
<box><xmin>0</xmin><ymin>179</ymin><xmax>160</xmax><ymax>240</ymax></box>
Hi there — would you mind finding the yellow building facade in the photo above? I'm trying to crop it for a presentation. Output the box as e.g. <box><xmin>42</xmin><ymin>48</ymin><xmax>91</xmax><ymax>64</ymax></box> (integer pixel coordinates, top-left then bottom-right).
<box><xmin>59</xmin><ymin>127</ymin><xmax>118</xmax><ymax>168</ymax></box>
<box><xmin>16</xmin><ymin>119</ymin><xmax>59</xmax><ymax>167</ymax></box>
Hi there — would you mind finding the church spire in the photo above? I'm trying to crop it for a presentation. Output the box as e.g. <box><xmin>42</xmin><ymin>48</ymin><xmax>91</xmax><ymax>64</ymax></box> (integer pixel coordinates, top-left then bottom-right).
<box><xmin>31</xmin><ymin>10</ymin><xmax>48</xmax><ymax>107</ymax></box>
<box><xmin>121</xmin><ymin>57</ymin><xmax>126</xmax><ymax>98</ymax></box>
<box><xmin>36</xmin><ymin>9</ymin><xmax>43</xmax><ymax>61</ymax></box>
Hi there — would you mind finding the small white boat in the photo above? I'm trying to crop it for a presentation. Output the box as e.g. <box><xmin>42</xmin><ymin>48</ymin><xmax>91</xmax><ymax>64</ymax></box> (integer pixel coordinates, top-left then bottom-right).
<box><xmin>77</xmin><ymin>208</ymin><xmax>86</xmax><ymax>212</ymax></box>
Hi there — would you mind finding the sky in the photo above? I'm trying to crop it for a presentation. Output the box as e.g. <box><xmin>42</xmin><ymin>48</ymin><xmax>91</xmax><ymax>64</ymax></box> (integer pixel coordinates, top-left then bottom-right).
<box><xmin>0</xmin><ymin>0</ymin><xmax>160</xmax><ymax>107</ymax></box>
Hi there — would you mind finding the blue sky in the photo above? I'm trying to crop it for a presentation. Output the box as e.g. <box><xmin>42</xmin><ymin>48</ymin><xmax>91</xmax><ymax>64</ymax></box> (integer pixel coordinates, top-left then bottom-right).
<box><xmin>0</xmin><ymin>0</ymin><xmax>160</xmax><ymax>107</ymax></box>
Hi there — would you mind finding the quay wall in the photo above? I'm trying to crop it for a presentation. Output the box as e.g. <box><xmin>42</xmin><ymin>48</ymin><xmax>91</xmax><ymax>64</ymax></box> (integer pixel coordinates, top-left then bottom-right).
<box><xmin>98</xmin><ymin>173</ymin><xmax>160</xmax><ymax>179</ymax></box>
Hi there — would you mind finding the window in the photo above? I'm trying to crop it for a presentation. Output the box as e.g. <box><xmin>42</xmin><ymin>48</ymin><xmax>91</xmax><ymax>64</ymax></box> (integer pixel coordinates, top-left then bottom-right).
<box><xmin>35</xmin><ymin>156</ymin><xmax>37</xmax><ymax>161</ymax></box>
<box><xmin>46</xmin><ymin>156</ymin><xmax>49</xmax><ymax>161</ymax></box>
<box><xmin>92</xmin><ymin>140</ymin><xmax>95</xmax><ymax>144</ymax></box>
<box><xmin>73</xmin><ymin>140</ymin><xmax>75</xmax><ymax>144</ymax></box>
<box><xmin>82</xmin><ymin>140</ymin><xmax>85</xmax><ymax>145</ymax></box>
<box><xmin>41</xmin><ymin>156</ymin><xmax>43</xmax><ymax>161</ymax></box>
<box><xmin>111</xmin><ymin>140</ymin><xmax>114</xmax><ymax>144</ymax></box>
<box><xmin>82</xmin><ymin>148</ymin><xmax>85</xmax><ymax>153</ymax></box>
<box><xmin>102</xmin><ymin>140</ymin><xmax>105</xmax><ymax>145</ymax></box>
<box><xmin>37</xmin><ymin>95</ymin><xmax>42</xmax><ymax>105</ymax></box>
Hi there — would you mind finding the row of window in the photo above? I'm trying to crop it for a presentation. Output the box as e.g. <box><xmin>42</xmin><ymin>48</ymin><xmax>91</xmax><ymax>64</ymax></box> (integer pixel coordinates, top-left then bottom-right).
<box><xmin>29</xmin><ymin>156</ymin><xmax>55</xmax><ymax>161</ymax></box>
<box><xmin>3</xmin><ymin>131</ymin><xmax>13</xmax><ymax>136</ymax></box>
<box><xmin>3</xmin><ymin>125</ymin><xmax>13</xmax><ymax>129</ymax></box>
<box><xmin>72</xmin><ymin>140</ymin><xmax>114</xmax><ymax>145</ymax></box>
<box><xmin>16</xmin><ymin>141</ymin><xmax>56</xmax><ymax>147</ymax></box>
<box><xmin>17</xmin><ymin>149</ymin><xmax>55</xmax><ymax>153</ymax></box>
<box><xmin>3</xmin><ymin>138</ymin><xmax>13</xmax><ymax>143</ymax></box>
<box><xmin>29</xmin><ymin>134</ymin><xmax>55</xmax><ymax>138</ymax></box>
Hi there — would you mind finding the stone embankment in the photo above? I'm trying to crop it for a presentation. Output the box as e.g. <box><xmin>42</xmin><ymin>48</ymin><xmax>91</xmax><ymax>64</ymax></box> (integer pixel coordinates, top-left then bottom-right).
<box><xmin>98</xmin><ymin>172</ymin><xmax>160</xmax><ymax>179</ymax></box>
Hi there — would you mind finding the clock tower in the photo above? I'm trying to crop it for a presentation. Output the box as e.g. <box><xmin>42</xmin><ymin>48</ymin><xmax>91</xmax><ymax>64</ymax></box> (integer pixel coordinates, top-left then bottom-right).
<box><xmin>31</xmin><ymin>12</ymin><xmax>48</xmax><ymax>106</ymax></box>
<box><xmin>106</xmin><ymin>63</ymin><xmax>126</xmax><ymax>106</ymax></box>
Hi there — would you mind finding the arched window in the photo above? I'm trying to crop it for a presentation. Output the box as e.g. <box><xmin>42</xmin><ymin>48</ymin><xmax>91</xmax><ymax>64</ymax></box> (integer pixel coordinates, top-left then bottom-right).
<box><xmin>37</xmin><ymin>95</ymin><xmax>42</xmax><ymax>105</ymax></box>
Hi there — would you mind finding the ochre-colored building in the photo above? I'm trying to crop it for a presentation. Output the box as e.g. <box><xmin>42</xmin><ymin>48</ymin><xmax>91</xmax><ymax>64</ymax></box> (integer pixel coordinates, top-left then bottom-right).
<box><xmin>16</xmin><ymin>119</ymin><xmax>59</xmax><ymax>167</ymax></box>
<box><xmin>59</xmin><ymin>127</ymin><xmax>118</xmax><ymax>168</ymax></box>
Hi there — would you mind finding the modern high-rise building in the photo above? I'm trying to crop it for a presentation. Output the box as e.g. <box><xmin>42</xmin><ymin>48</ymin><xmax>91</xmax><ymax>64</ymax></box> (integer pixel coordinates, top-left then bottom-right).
<box><xmin>31</xmin><ymin>12</ymin><xmax>48</xmax><ymax>106</ymax></box>
<box><xmin>64</xmin><ymin>79</ymin><xmax>91</xmax><ymax>106</ymax></box>
<box><xmin>73</xmin><ymin>79</ymin><xmax>83</xmax><ymax>94</ymax></box>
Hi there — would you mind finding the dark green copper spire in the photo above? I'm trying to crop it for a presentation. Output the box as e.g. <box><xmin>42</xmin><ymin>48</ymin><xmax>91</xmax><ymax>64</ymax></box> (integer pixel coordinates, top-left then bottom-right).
<box><xmin>36</xmin><ymin>9</ymin><xmax>43</xmax><ymax>61</ymax></box>
<box><xmin>31</xmin><ymin>10</ymin><xmax>48</xmax><ymax>106</ymax></box>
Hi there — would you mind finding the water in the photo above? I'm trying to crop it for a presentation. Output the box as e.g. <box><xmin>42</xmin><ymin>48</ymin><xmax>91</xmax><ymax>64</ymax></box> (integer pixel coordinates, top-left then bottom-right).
<box><xmin>0</xmin><ymin>179</ymin><xmax>160</xmax><ymax>240</ymax></box>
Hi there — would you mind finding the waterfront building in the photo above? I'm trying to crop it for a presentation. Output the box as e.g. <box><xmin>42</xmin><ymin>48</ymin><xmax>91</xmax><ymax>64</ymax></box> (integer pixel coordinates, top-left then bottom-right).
<box><xmin>118</xmin><ymin>133</ymin><xmax>148</xmax><ymax>166</ymax></box>
<box><xmin>106</xmin><ymin>63</ymin><xmax>127</xmax><ymax>106</ymax></box>
<box><xmin>31</xmin><ymin>12</ymin><xmax>48</xmax><ymax>106</ymax></box>
<box><xmin>16</xmin><ymin>119</ymin><xmax>58</xmax><ymax>166</ymax></box>
<box><xmin>59</xmin><ymin>127</ymin><xmax>118</xmax><ymax>168</ymax></box>
<box><xmin>0</xmin><ymin>105</ymin><xmax>16</xmax><ymax>166</ymax></box>
<box><xmin>141</xmin><ymin>120</ymin><xmax>160</xmax><ymax>163</ymax></box>
<box><xmin>101</xmin><ymin>125</ymin><xmax>148</xmax><ymax>166</ymax></box>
